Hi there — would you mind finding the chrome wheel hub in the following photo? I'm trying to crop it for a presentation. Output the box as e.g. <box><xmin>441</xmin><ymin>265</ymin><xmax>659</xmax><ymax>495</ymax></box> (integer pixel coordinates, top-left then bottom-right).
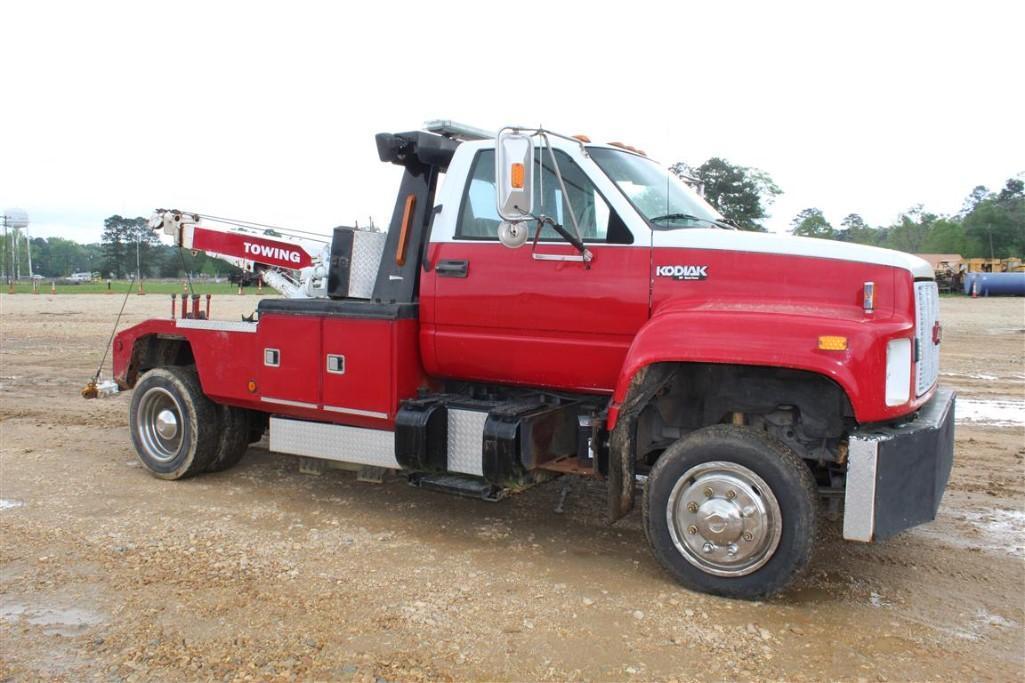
<box><xmin>155</xmin><ymin>409</ymin><xmax>178</xmax><ymax>440</ymax></box>
<box><xmin>136</xmin><ymin>387</ymin><xmax>184</xmax><ymax>463</ymax></box>
<box><xmin>666</xmin><ymin>461</ymin><xmax>782</xmax><ymax>577</ymax></box>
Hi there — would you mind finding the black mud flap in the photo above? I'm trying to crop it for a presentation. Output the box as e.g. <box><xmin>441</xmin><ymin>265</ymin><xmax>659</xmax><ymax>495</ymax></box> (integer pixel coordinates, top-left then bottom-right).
<box><xmin>607</xmin><ymin>365</ymin><xmax>678</xmax><ymax>523</ymax></box>
<box><xmin>843</xmin><ymin>387</ymin><xmax>956</xmax><ymax>542</ymax></box>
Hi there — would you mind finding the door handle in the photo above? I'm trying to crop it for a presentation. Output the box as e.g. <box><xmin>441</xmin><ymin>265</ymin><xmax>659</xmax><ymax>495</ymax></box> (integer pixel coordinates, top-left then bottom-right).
<box><xmin>436</xmin><ymin>259</ymin><xmax>468</xmax><ymax>278</ymax></box>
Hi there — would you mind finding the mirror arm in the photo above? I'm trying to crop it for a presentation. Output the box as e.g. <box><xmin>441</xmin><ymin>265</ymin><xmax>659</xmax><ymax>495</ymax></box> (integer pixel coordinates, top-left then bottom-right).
<box><xmin>528</xmin><ymin>215</ymin><xmax>593</xmax><ymax>266</ymax></box>
<box><xmin>538</xmin><ymin>132</ymin><xmax>585</xmax><ymax>245</ymax></box>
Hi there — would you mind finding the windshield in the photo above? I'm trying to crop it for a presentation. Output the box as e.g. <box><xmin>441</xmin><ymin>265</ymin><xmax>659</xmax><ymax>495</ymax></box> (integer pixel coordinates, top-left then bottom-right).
<box><xmin>589</xmin><ymin>148</ymin><xmax>724</xmax><ymax>229</ymax></box>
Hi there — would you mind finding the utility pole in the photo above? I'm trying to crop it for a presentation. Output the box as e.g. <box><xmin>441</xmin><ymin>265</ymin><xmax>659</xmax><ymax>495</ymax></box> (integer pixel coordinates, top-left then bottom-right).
<box><xmin>25</xmin><ymin>224</ymin><xmax>33</xmax><ymax>279</ymax></box>
<box><xmin>2</xmin><ymin>214</ymin><xmax>8</xmax><ymax>288</ymax></box>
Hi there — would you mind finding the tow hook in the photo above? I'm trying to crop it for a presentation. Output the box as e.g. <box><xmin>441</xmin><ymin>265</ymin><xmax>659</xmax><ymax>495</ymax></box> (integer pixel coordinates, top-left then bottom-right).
<box><xmin>81</xmin><ymin>379</ymin><xmax>120</xmax><ymax>400</ymax></box>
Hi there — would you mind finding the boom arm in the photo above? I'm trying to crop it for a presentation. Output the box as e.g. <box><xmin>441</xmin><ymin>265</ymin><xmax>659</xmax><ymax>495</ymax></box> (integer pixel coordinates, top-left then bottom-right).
<box><xmin>150</xmin><ymin>210</ymin><xmax>330</xmax><ymax>298</ymax></box>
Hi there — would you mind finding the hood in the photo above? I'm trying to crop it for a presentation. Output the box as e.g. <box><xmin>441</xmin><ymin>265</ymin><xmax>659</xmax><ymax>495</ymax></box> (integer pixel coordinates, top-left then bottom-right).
<box><xmin>652</xmin><ymin>229</ymin><xmax>934</xmax><ymax>279</ymax></box>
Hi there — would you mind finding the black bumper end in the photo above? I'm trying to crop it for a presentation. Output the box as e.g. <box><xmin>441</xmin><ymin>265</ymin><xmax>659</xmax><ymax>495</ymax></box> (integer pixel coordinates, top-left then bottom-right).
<box><xmin>843</xmin><ymin>388</ymin><xmax>956</xmax><ymax>542</ymax></box>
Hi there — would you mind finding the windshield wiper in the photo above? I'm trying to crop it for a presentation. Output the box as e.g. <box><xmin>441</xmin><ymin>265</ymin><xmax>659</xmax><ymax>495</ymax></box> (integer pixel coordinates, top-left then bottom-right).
<box><xmin>649</xmin><ymin>213</ymin><xmax>736</xmax><ymax>230</ymax></box>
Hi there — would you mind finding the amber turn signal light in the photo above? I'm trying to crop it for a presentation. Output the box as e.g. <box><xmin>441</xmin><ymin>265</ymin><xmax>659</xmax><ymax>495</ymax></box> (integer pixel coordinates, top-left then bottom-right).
<box><xmin>817</xmin><ymin>336</ymin><xmax>848</xmax><ymax>351</ymax></box>
<box><xmin>510</xmin><ymin>163</ymin><xmax>525</xmax><ymax>189</ymax></box>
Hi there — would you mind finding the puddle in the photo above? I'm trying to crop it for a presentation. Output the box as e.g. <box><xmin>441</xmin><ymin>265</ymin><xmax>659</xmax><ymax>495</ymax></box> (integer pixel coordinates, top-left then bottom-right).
<box><xmin>953</xmin><ymin>608</ymin><xmax>1018</xmax><ymax>641</ymax></box>
<box><xmin>942</xmin><ymin>372</ymin><xmax>1000</xmax><ymax>381</ymax></box>
<box><xmin>956</xmin><ymin>398</ymin><xmax>1025</xmax><ymax>427</ymax></box>
<box><xmin>964</xmin><ymin>509</ymin><xmax>1025</xmax><ymax>558</ymax></box>
<box><xmin>1</xmin><ymin>499</ymin><xmax>25</xmax><ymax>510</ymax></box>
<box><xmin>868</xmin><ymin>591</ymin><xmax>891</xmax><ymax>608</ymax></box>
<box><xmin>914</xmin><ymin>508</ymin><xmax>1025</xmax><ymax>558</ymax></box>
<box><xmin>0</xmin><ymin>603</ymin><xmax>106</xmax><ymax>636</ymax></box>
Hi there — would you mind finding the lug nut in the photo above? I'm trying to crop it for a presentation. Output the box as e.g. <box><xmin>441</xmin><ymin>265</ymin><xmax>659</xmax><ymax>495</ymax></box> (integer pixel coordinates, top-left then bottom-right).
<box><xmin>726</xmin><ymin>489</ymin><xmax>736</xmax><ymax>500</ymax></box>
<box><xmin>687</xmin><ymin>501</ymin><xmax>699</xmax><ymax>513</ymax></box>
<box><xmin>702</xmin><ymin>542</ymin><xmax>714</xmax><ymax>553</ymax></box>
<box><xmin>687</xmin><ymin>525</ymin><xmax>698</xmax><ymax>535</ymax></box>
<box><xmin>703</xmin><ymin>486</ymin><xmax>714</xmax><ymax>498</ymax></box>
<box><xmin>727</xmin><ymin>544</ymin><xmax>738</xmax><ymax>556</ymax></box>
<box><xmin>743</xmin><ymin>531</ymin><xmax>754</xmax><ymax>542</ymax></box>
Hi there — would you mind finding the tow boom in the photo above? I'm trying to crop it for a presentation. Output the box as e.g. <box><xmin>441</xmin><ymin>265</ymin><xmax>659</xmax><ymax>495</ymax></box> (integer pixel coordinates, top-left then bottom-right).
<box><xmin>150</xmin><ymin>210</ymin><xmax>330</xmax><ymax>298</ymax></box>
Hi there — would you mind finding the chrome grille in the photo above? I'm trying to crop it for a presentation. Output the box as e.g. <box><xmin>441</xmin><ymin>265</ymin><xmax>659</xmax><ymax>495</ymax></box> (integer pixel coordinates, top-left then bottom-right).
<box><xmin>914</xmin><ymin>281</ymin><xmax>940</xmax><ymax>396</ymax></box>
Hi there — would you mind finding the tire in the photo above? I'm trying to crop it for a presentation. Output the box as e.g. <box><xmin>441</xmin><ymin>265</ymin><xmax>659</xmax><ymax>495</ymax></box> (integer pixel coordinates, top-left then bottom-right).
<box><xmin>642</xmin><ymin>425</ymin><xmax>817</xmax><ymax>599</ymax></box>
<box><xmin>206</xmin><ymin>406</ymin><xmax>252</xmax><ymax>473</ymax></box>
<box><xmin>129</xmin><ymin>367</ymin><xmax>220</xmax><ymax>480</ymax></box>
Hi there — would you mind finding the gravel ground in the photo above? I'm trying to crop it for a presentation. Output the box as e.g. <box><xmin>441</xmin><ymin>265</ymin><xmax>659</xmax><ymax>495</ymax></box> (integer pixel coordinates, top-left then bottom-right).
<box><xmin>1</xmin><ymin>293</ymin><xmax>1023</xmax><ymax>681</ymax></box>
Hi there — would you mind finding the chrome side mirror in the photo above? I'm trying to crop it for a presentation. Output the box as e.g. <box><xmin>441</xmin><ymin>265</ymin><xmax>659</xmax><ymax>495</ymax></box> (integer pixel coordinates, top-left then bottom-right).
<box><xmin>495</xmin><ymin>129</ymin><xmax>534</xmax><ymax>221</ymax></box>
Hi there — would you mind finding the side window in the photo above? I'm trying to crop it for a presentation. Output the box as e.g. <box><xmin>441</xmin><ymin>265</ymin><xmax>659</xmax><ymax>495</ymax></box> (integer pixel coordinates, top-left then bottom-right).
<box><xmin>456</xmin><ymin>149</ymin><xmax>632</xmax><ymax>243</ymax></box>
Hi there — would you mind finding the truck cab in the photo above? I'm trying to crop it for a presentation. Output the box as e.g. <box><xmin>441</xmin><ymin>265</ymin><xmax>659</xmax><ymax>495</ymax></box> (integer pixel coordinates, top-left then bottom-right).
<box><xmin>110</xmin><ymin>125</ymin><xmax>955</xmax><ymax>599</ymax></box>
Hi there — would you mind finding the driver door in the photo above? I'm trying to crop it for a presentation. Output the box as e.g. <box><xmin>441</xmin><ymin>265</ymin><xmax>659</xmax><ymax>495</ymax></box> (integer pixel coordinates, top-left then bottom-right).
<box><xmin>421</xmin><ymin>148</ymin><xmax>650</xmax><ymax>394</ymax></box>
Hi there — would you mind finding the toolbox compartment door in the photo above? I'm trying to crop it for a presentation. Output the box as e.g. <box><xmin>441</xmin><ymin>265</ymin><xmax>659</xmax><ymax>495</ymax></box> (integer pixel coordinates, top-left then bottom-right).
<box><xmin>322</xmin><ymin>318</ymin><xmax>394</xmax><ymax>420</ymax></box>
<box><xmin>257</xmin><ymin>314</ymin><xmax>322</xmax><ymax>407</ymax></box>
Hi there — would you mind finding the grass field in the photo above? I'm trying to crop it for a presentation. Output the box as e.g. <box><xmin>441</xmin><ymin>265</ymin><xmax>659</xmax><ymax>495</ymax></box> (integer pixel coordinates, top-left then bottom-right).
<box><xmin>2</xmin><ymin>280</ymin><xmax>278</xmax><ymax>296</ymax></box>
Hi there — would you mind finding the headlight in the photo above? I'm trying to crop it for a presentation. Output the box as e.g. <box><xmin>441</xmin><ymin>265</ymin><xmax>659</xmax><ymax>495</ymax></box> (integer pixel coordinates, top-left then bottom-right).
<box><xmin>885</xmin><ymin>338</ymin><xmax>912</xmax><ymax>406</ymax></box>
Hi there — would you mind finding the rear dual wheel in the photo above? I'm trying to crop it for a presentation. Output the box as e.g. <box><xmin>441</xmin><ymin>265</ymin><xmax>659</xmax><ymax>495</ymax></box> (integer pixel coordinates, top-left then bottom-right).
<box><xmin>130</xmin><ymin>367</ymin><xmax>251</xmax><ymax>479</ymax></box>
<box><xmin>643</xmin><ymin>425</ymin><xmax>817</xmax><ymax>599</ymax></box>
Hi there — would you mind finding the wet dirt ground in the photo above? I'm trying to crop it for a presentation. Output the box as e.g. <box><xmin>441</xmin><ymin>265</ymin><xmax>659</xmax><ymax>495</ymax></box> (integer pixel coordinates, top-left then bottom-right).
<box><xmin>1</xmin><ymin>293</ymin><xmax>1023</xmax><ymax>681</ymax></box>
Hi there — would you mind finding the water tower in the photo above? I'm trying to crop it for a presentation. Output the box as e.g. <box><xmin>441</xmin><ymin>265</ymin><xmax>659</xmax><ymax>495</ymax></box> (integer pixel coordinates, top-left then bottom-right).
<box><xmin>2</xmin><ymin>208</ymin><xmax>31</xmax><ymax>284</ymax></box>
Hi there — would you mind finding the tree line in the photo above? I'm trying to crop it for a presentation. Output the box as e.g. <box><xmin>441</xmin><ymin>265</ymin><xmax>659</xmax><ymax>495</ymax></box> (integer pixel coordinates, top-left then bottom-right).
<box><xmin>6</xmin><ymin>215</ymin><xmax>239</xmax><ymax>279</ymax></box>
<box><xmin>672</xmin><ymin>158</ymin><xmax>1024</xmax><ymax>258</ymax></box>
<box><xmin>788</xmin><ymin>179</ymin><xmax>1024</xmax><ymax>257</ymax></box>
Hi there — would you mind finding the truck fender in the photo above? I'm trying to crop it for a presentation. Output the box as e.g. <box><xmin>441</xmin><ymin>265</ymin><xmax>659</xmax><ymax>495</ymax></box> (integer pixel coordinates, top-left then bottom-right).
<box><xmin>604</xmin><ymin>305</ymin><xmax>909</xmax><ymax>521</ymax></box>
<box><xmin>608</xmin><ymin>306</ymin><xmax>908</xmax><ymax>430</ymax></box>
<box><xmin>112</xmin><ymin>320</ymin><xmax>193</xmax><ymax>389</ymax></box>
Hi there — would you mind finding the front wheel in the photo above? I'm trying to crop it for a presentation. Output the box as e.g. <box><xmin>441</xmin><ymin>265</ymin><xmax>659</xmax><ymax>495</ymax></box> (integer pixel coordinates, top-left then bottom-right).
<box><xmin>643</xmin><ymin>425</ymin><xmax>817</xmax><ymax>599</ymax></box>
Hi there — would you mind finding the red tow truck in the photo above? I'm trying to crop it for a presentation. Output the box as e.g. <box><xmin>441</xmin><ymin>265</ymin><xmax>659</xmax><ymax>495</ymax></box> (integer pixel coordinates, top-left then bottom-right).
<box><xmin>106</xmin><ymin>123</ymin><xmax>955</xmax><ymax>598</ymax></box>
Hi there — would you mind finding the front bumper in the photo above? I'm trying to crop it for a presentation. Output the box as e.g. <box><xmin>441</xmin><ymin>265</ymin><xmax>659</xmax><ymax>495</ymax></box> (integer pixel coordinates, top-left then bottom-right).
<box><xmin>843</xmin><ymin>387</ymin><xmax>956</xmax><ymax>542</ymax></box>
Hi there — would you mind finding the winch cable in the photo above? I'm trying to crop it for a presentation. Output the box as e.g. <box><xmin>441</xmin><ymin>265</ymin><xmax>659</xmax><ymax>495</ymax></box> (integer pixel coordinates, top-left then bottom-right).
<box><xmin>82</xmin><ymin>273</ymin><xmax>136</xmax><ymax>398</ymax></box>
<box><xmin>177</xmin><ymin>246</ymin><xmax>196</xmax><ymax>298</ymax></box>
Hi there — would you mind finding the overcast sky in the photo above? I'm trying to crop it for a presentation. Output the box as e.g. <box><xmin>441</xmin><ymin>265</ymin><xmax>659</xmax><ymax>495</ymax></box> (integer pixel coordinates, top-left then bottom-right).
<box><xmin>2</xmin><ymin>1</ymin><xmax>1022</xmax><ymax>243</ymax></box>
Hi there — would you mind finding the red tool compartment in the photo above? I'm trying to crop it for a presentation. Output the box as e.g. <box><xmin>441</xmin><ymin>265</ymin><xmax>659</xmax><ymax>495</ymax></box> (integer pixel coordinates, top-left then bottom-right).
<box><xmin>254</xmin><ymin>299</ymin><xmax>426</xmax><ymax>426</ymax></box>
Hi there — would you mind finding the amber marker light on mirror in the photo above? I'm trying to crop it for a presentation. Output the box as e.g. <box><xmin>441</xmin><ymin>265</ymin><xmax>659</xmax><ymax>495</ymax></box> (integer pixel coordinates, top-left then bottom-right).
<box><xmin>510</xmin><ymin>163</ymin><xmax>525</xmax><ymax>189</ymax></box>
<box><xmin>818</xmin><ymin>336</ymin><xmax>849</xmax><ymax>351</ymax></box>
